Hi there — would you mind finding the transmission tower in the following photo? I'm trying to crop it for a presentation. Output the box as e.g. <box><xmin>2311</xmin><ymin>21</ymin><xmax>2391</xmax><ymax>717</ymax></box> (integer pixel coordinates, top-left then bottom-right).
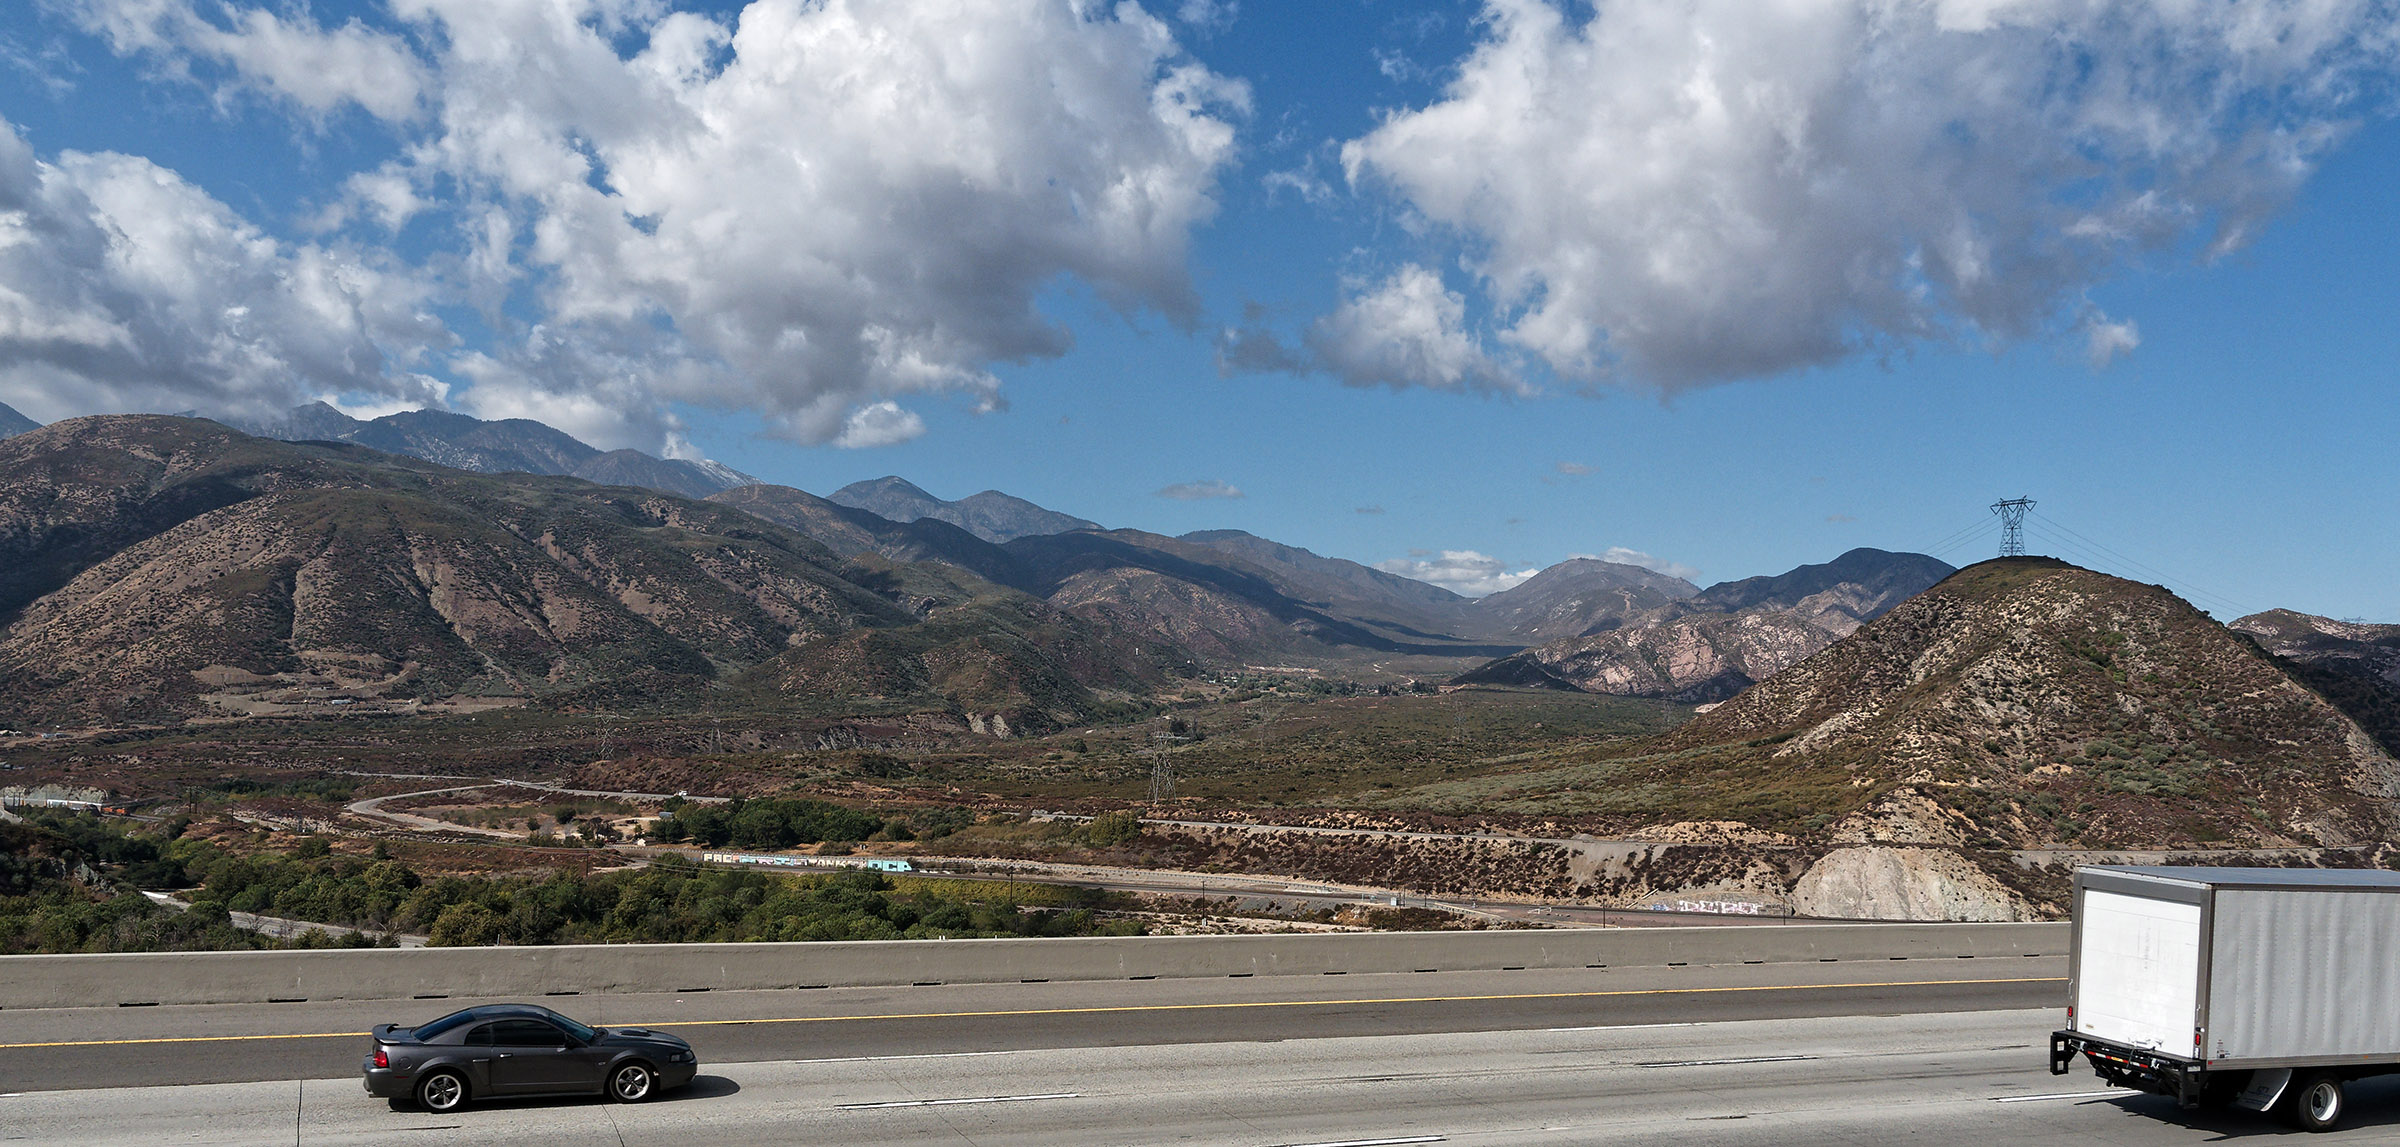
<box><xmin>1990</xmin><ymin>497</ymin><xmax>2035</xmax><ymax>557</ymax></box>
<box><xmin>1148</xmin><ymin>755</ymin><xmax>1175</xmax><ymax>804</ymax></box>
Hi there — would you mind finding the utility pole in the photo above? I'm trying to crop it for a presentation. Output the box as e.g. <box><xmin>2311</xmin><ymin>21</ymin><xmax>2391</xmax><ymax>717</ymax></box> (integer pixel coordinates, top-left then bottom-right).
<box><xmin>1990</xmin><ymin>497</ymin><xmax>2035</xmax><ymax>557</ymax></box>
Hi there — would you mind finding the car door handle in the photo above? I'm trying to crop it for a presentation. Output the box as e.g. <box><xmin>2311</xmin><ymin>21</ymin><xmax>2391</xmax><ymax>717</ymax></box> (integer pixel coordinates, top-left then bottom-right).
<box><xmin>495</xmin><ymin>1053</ymin><xmax>514</xmax><ymax>1059</ymax></box>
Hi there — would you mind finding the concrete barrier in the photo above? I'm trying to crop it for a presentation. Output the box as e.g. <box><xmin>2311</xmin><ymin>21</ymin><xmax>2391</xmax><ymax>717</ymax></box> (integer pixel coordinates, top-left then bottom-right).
<box><xmin>0</xmin><ymin>922</ymin><xmax>2065</xmax><ymax>1009</ymax></box>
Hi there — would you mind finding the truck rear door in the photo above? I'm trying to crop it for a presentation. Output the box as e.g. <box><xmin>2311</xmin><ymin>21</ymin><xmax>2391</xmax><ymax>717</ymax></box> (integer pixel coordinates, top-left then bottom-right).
<box><xmin>2075</xmin><ymin>888</ymin><xmax>2202</xmax><ymax>1057</ymax></box>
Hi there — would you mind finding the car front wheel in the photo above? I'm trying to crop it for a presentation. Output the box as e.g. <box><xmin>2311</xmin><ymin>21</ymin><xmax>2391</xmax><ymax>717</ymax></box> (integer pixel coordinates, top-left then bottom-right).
<box><xmin>609</xmin><ymin>1063</ymin><xmax>656</xmax><ymax>1103</ymax></box>
<box><xmin>416</xmin><ymin>1070</ymin><xmax>468</xmax><ymax>1114</ymax></box>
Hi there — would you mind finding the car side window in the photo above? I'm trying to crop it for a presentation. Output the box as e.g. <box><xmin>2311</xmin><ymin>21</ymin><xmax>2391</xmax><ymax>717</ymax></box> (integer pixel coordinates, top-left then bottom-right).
<box><xmin>465</xmin><ymin>1024</ymin><xmax>496</xmax><ymax>1047</ymax></box>
<box><xmin>492</xmin><ymin>1019</ymin><xmax>565</xmax><ymax>1047</ymax></box>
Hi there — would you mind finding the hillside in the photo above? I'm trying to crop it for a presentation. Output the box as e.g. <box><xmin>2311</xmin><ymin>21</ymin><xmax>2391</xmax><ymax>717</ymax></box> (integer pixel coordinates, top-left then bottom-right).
<box><xmin>1464</xmin><ymin>558</ymin><xmax>1698</xmax><ymax>642</ymax></box>
<box><xmin>2234</xmin><ymin>608</ymin><xmax>2400</xmax><ymax>757</ymax></box>
<box><xmin>1625</xmin><ymin>559</ymin><xmax>2399</xmax><ymax>846</ymax></box>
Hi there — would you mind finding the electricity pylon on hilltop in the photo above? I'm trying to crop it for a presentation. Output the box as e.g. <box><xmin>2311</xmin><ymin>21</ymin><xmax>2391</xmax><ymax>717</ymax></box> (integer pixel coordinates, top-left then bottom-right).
<box><xmin>1991</xmin><ymin>497</ymin><xmax>2035</xmax><ymax>557</ymax></box>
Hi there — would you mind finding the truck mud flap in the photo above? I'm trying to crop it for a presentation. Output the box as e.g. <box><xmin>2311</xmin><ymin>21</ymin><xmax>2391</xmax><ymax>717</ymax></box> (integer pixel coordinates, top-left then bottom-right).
<box><xmin>2235</xmin><ymin>1068</ymin><xmax>2290</xmax><ymax>1113</ymax></box>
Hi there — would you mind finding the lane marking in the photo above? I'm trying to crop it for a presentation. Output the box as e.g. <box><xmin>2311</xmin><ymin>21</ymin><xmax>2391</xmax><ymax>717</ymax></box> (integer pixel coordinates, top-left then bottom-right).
<box><xmin>794</xmin><ymin>1050</ymin><xmax>1024</xmax><ymax>1065</ymax></box>
<box><xmin>1274</xmin><ymin>1138</ymin><xmax>1445</xmax><ymax>1147</ymax></box>
<box><xmin>836</xmin><ymin>1092</ymin><xmax>1077</xmax><ymax>1110</ymax></box>
<box><xmin>1548</xmin><ymin>1022</ymin><xmax>1702</xmax><ymax>1033</ymax></box>
<box><xmin>1992</xmin><ymin>1090</ymin><xmax>2122</xmax><ymax>1103</ymax></box>
<box><xmin>0</xmin><ymin>975</ymin><xmax>2065</xmax><ymax>1050</ymax></box>
<box><xmin>1639</xmin><ymin>1055</ymin><xmax>1814</xmax><ymax>1068</ymax></box>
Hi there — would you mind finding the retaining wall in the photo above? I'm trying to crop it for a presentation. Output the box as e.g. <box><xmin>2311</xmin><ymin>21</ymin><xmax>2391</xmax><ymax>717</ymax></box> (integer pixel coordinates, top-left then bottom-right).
<box><xmin>0</xmin><ymin>922</ymin><xmax>2065</xmax><ymax>1009</ymax></box>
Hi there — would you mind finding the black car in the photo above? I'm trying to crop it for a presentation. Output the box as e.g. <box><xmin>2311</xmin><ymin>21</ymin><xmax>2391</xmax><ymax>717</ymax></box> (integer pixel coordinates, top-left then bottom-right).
<box><xmin>361</xmin><ymin>1003</ymin><xmax>698</xmax><ymax>1112</ymax></box>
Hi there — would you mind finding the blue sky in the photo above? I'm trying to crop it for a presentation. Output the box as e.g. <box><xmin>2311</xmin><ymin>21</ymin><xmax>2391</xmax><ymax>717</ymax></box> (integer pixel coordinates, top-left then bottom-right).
<box><xmin>1</xmin><ymin>0</ymin><xmax>2395</xmax><ymax>620</ymax></box>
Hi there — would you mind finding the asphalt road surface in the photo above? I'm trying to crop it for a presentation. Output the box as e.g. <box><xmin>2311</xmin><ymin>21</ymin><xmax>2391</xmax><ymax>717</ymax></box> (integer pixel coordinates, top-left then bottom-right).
<box><xmin>7</xmin><ymin>955</ymin><xmax>2366</xmax><ymax>1145</ymax></box>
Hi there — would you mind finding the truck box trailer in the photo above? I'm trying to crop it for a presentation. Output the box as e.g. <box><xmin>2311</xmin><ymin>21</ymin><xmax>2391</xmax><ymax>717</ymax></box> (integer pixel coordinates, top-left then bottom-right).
<box><xmin>2050</xmin><ymin>865</ymin><xmax>2400</xmax><ymax>1131</ymax></box>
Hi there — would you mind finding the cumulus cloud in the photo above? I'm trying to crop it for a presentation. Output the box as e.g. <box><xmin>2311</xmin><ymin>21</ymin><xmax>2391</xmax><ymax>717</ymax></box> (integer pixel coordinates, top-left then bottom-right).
<box><xmin>1307</xmin><ymin>265</ymin><xmax>1529</xmax><ymax>393</ymax></box>
<box><xmin>53</xmin><ymin>0</ymin><xmax>1247</xmax><ymax>449</ymax></box>
<box><xmin>1342</xmin><ymin>0</ymin><xmax>2400</xmax><ymax>388</ymax></box>
<box><xmin>2081</xmin><ymin>315</ymin><xmax>2142</xmax><ymax>368</ymax></box>
<box><xmin>1572</xmin><ymin>547</ymin><xmax>1702</xmax><ymax>582</ymax></box>
<box><xmin>0</xmin><ymin>117</ymin><xmax>446</xmax><ymax>424</ymax></box>
<box><xmin>1375</xmin><ymin>549</ymin><xmax>1539</xmax><ymax>596</ymax></box>
<box><xmin>1156</xmin><ymin>478</ymin><xmax>1243</xmax><ymax>500</ymax></box>
<box><xmin>833</xmin><ymin>402</ymin><xmax>928</xmax><ymax>450</ymax></box>
<box><xmin>74</xmin><ymin>0</ymin><xmax>427</xmax><ymax>121</ymax></box>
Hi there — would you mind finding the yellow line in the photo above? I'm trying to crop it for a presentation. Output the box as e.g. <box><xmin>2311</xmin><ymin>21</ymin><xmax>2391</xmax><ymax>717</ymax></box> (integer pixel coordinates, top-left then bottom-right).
<box><xmin>0</xmin><ymin>976</ymin><xmax>2063</xmax><ymax>1051</ymax></box>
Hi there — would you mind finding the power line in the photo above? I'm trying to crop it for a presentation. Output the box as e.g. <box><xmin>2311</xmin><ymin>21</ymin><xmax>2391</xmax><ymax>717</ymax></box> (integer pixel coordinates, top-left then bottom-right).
<box><xmin>2019</xmin><ymin>517</ymin><xmax>2257</xmax><ymax>618</ymax></box>
<box><xmin>2028</xmin><ymin>512</ymin><xmax>2259</xmax><ymax>616</ymax></box>
<box><xmin>1921</xmin><ymin>516</ymin><xmax>1997</xmax><ymax>557</ymax></box>
<box><xmin>1924</xmin><ymin>518</ymin><xmax>1998</xmax><ymax>562</ymax></box>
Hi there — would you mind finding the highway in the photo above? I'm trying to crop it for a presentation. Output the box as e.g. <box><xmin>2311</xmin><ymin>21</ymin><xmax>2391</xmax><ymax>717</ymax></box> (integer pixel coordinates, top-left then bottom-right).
<box><xmin>4</xmin><ymin>954</ymin><xmax>2384</xmax><ymax>1143</ymax></box>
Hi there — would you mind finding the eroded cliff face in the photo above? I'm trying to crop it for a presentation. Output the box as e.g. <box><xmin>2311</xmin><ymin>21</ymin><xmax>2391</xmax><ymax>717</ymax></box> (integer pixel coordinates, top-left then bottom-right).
<box><xmin>1789</xmin><ymin>847</ymin><xmax>2036</xmax><ymax>921</ymax></box>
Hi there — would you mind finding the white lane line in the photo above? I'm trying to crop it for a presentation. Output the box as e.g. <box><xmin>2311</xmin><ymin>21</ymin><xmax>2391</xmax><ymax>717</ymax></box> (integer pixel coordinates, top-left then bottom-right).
<box><xmin>1638</xmin><ymin>1055</ymin><xmax>1815</xmax><ymax>1068</ymax></box>
<box><xmin>836</xmin><ymin>1092</ymin><xmax>1079</xmax><ymax>1110</ymax></box>
<box><xmin>1548</xmin><ymin>1022</ymin><xmax>1702</xmax><ymax>1033</ymax></box>
<box><xmin>1992</xmin><ymin>1090</ymin><xmax>2122</xmax><ymax>1103</ymax></box>
<box><xmin>1271</xmin><ymin>1138</ymin><xmax>1446</xmax><ymax>1147</ymax></box>
<box><xmin>794</xmin><ymin>1050</ymin><xmax>1024</xmax><ymax>1065</ymax></box>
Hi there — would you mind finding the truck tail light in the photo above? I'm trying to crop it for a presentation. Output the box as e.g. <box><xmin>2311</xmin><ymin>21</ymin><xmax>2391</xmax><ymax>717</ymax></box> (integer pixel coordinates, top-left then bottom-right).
<box><xmin>374</xmin><ymin>1047</ymin><xmax>389</xmax><ymax>1069</ymax></box>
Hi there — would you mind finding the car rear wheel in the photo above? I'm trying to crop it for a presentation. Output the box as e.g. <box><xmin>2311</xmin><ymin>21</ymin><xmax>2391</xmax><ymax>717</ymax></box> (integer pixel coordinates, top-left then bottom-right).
<box><xmin>2286</xmin><ymin>1072</ymin><xmax>2344</xmax><ymax>1132</ymax></box>
<box><xmin>416</xmin><ymin>1070</ymin><xmax>468</xmax><ymax>1114</ymax></box>
<box><xmin>609</xmin><ymin>1063</ymin><xmax>656</xmax><ymax>1103</ymax></box>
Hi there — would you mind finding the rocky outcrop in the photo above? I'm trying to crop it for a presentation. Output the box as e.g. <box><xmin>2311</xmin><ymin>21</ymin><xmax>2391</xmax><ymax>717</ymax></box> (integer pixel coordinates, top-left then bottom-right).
<box><xmin>1790</xmin><ymin>846</ymin><xmax>2035</xmax><ymax>921</ymax></box>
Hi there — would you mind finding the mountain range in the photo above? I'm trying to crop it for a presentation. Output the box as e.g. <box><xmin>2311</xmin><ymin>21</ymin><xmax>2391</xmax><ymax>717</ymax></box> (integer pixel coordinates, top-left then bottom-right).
<box><xmin>0</xmin><ymin>410</ymin><xmax>2140</xmax><ymax>743</ymax></box>
<box><xmin>0</xmin><ymin>402</ymin><xmax>36</xmax><ymax>439</ymax></box>
<box><xmin>0</xmin><ymin>416</ymin><xmax>1176</xmax><ymax>732</ymax></box>
<box><xmin>230</xmin><ymin>402</ymin><xmax>759</xmax><ymax>500</ymax></box>
<box><xmin>1453</xmin><ymin>548</ymin><xmax>1957</xmax><ymax>701</ymax></box>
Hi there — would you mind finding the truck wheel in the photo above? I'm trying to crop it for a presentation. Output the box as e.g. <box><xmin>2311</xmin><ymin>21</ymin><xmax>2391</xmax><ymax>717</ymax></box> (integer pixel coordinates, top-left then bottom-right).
<box><xmin>2286</xmin><ymin>1072</ymin><xmax>2344</xmax><ymax>1132</ymax></box>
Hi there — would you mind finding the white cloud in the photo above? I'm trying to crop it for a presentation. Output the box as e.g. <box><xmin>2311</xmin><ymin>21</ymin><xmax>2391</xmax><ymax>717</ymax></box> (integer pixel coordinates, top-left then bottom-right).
<box><xmin>56</xmin><ymin>0</ymin><xmax>1247</xmax><ymax>450</ymax></box>
<box><xmin>1376</xmin><ymin>549</ymin><xmax>1539</xmax><ymax>597</ymax></box>
<box><xmin>1156</xmin><ymin>478</ymin><xmax>1243</xmax><ymax>500</ymax></box>
<box><xmin>0</xmin><ymin>118</ymin><xmax>446</xmax><ymax>425</ymax></box>
<box><xmin>1571</xmin><ymin>547</ymin><xmax>1702</xmax><ymax>583</ymax></box>
<box><xmin>833</xmin><ymin>401</ymin><xmax>927</xmax><ymax>450</ymax></box>
<box><xmin>1555</xmin><ymin>461</ymin><xmax>1594</xmax><ymax>476</ymax></box>
<box><xmin>2081</xmin><ymin>314</ymin><xmax>2141</xmax><ymax>369</ymax></box>
<box><xmin>75</xmin><ymin>0</ymin><xmax>427</xmax><ymax>121</ymax></box>
<box><xmin>1305</xmin><ymin>264</ymin><xmax>1529</xmax><ymax>394</ymax></box>
<box><xmin>1176</xmin><ymin>0</ymin><xmax>1238</xmax><ymax>32</ymax></box>
<box><xmin>1342</xmin><ymin>0</ymin><xmax>2400</xmax><ymax>388</ymax></box>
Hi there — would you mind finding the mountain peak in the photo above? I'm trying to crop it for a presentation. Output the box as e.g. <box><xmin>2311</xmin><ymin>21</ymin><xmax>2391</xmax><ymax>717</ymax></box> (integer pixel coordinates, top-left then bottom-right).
<box><xmin>831</xmin><ymin>477</ymin><xmax>1097</xmax><ymax>543</ymax></box>
<box><xmin>0</xmin><ymin>401</ymin><xmax>41</xmax><ymax>439</ymax></box>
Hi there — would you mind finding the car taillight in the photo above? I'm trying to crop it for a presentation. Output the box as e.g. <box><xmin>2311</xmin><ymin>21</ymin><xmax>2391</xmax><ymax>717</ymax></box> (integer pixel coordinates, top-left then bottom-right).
<box><xmin>374</xmin><ymin>1048</ymin><xmax>389</xmax><ymax>1069</ymax></box>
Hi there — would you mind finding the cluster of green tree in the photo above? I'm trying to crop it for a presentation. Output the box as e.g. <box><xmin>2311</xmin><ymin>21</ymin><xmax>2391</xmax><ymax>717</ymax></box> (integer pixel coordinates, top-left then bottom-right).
<box><xmin>0</xmin><ymin>815</ymin><xmax>362</xmax><ymax>954</ymax></box>
<box><xmin>193</xmin><ymin>777</ymin><xmax>357</xmax><ymax>802</ymax></box>
<box><xmin>651</xmin><ymin>797</ymin><xmax>973</xmax><ymax>849</ymax></box>
<box><xmin>404</xmin><ymin>861</ymin><xmax>1141</xmax><ymax>947</ymax></box>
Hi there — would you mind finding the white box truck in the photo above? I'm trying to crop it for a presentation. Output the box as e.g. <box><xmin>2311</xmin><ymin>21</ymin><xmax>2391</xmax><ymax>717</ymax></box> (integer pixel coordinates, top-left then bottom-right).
<box><xmin>2050</xmin><ymin>865</ymin><xmax>2400</xmax><ymax>1131</ymax></box>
